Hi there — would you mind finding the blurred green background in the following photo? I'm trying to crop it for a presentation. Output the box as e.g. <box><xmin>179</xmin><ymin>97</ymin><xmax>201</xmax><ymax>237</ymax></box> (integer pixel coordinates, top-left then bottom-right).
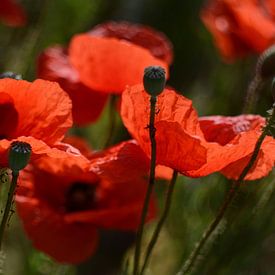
<box><xmin>0</xmin><ymin>0</ymin><xmax>275</xmax><ymax>274</ymax></box>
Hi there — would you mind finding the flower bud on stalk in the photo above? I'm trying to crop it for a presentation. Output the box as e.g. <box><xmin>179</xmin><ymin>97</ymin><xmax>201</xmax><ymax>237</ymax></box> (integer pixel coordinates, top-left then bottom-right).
<box><xmin>256</xmin><ymin>46</ymin><xmax>275</xmax><ymax>79</ymax></box>
<box><xmin>143</xmin><ymin>66</ymin><xmax>166</xmax><ymax>97</ymax></box>
<box><xmin>0</xmin><ymin>141</ymin><xmax>32</xmax><ymax>250</ymax></box>
<box><xmin>133</xmin><ymin>66</ymin><xmax>166</xmax><ymax>275</ymax></box>
<box><xmin>8</xmin><ymin>141</ymin><xmax>32</xmax><ymax>172</ymax></box>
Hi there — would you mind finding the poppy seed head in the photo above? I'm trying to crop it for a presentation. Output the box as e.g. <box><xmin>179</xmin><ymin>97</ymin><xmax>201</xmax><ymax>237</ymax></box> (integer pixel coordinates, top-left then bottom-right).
<box><xmin>9</xmin><ymin>141</ymin><xmax>32</xmax><ymax>171</ymax></box>
<box><xmin>143</xmin><ymin>66</ymin><xmax>166</xmax><ymax>97</ymax></box>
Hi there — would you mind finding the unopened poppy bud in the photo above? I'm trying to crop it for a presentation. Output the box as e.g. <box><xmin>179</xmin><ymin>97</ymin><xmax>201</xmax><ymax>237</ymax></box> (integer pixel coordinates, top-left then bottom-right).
<box><xmin>8</xmin><ymin>141</ymin><xmax>32</xmax><ymax>172</ymax></box>
<box><xmin>256</xmin><ymin>46</ymin><xmax>275</xmax><ymax>79</ymax></box>
<box><xmin>0</xmin><ymin>72</ymin><xmax>22</xmax><ymax>80</ymax></box>
<box><xmin>143</xmin><ymin>66</ymin><xmax>166</xmax><ymax>97</ymax></box>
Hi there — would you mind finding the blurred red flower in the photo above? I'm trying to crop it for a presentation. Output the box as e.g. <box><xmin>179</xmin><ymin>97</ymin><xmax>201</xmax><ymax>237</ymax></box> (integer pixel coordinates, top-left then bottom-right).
<box><xmin>38</xmin><ymin>21</ymin><xmax>172</xmax><ymax>125</ymax></box>
<box><xmin>16</xmin><ymin>140</ymin><xmax>155</xmax><ymax>263</ymax></box>
<box><xmin>89</xmin><ymin>21</ymin><xmax>173</xmax><ymax>65</ymax></box>
<box><xmin>0</xmin><ymin>78</ymin><xmax>72</xmax><ymax>167</ymax></box>
<box><xmin>201</xmin><ymin>0</ymin><xmax>275</xmax><ymax>61</ymax></box>
<box><xmin>37</xmin><ymin>46</ymin><xmax>108</xmax><ymax>126</ymax></box>
<box><xmin>68</xmin><ymin>22</ymin><xmax>169</xmax><ymax>94</ymax></box>
<box><xmin>121</xmin><ymin>84</ymin><xmax>275</xmax><ymax>180</ymax></box>
<box><xmin>0</xmin><ymin>0</ymin><xmax>26</xmax><ymax>27</ymax></box>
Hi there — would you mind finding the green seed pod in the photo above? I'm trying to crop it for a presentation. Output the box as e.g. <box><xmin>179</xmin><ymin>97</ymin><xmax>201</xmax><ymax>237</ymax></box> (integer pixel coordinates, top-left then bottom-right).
<box><xmin>143</xmin><ymin>66</ymin><xmax>166</xmax><ymax>97</ymax></box>
<box><xmin>8</xmin><ymin>141</ymin><xmax>32</xmax><ymax>172</ymax></box>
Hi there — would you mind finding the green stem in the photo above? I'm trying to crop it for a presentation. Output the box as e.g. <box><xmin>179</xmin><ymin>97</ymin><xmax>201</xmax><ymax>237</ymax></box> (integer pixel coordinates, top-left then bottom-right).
<box><xmin>178</xmin><ymin>107</ymin><xmax>275</xmax><ymax>275</ymax></box>
<box><xmin>140</xmin><ymin>170</ymin><xmax>178</xmax><ymax>275</ymax></box>
<box><xmin>104</xmin><ymin>95</ymin><xmax>117</xmax><ymax>148</ymax></box>
<box><xmin>0</xmin><ymin>171</ymin><xmax>19</xmax><ymax>250</ymax></box>
<box><xmin>133</xmin><ymin>96</ymin><xmax>157</xmax><ymax>275</ymax></box>
<box><xmin>242</xmin><ymin>75</ymin><xmax>263</xmax><ymax>114</ymax></box>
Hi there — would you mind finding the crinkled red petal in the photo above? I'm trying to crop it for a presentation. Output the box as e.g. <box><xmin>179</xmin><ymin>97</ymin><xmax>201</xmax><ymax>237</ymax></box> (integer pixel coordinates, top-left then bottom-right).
<box><xmin>0</xmin><ymin>78</ymin><xmax>72</xmax><ymax>144</ymax></box>
<box><xmin>199</xmin><ymin>114</ymin><xmax>265</xmax><ymax>145</ymax></box>
<box><xmin>188</xmin><ymin>115</ymin><xmax>274</xmax><ymax>179</ymax></box>
<box><xmin>120</xmin><ymin>85</ymin><xmax>207</xmax><ymax>172</ymax></box>
<box><xmin>0</xmin><ymin>137</ymin><xmax>84</xmax><ymax>168</ymax></box>
<box><xmin>221</xmin><ymin>136</ymin><xmax>275</xmax><ymax>180</ymax></box>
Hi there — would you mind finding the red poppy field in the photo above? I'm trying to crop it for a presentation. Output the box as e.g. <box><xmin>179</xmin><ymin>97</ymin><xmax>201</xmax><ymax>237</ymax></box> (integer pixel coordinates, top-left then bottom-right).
<box><xmin>0</xmin><ymin>1</ymin><xmax>275</xmax><ymax>275</ymax></box>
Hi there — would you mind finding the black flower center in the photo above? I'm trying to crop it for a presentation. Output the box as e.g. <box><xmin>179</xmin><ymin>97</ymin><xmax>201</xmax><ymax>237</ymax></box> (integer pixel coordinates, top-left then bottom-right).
<box><xmin>65</xmin><ymin>182</ymin><xmax>98</xmax><ymax>213</ymax></box>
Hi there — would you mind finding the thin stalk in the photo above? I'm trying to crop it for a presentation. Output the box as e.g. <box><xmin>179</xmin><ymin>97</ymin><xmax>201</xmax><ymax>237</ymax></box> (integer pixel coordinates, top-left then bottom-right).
<box><xmin>178</xmin><ymin>106</ymin><xmax>275</xmax><ymax>275</ymax></box>
<box><xmin>0</xmin><ymin>171</ymin><xmax>19</xmax><ymax>250</ymax></box>
<box><xmin>133</xmin><ymin>96</ymin><xmax>157</xmax><ymax>275</ymax></box>
<box><xmin>104</xmin><ymin>95</ymin><xmax>117</xmax><ymax>148</ymax></box>
<box><xmin>242</xmin><ymin>75</ymin><xmax>263</xmax><ymax>114</ymax></box>
<box><xmin>140</xmin><ymin>170</ymin><xmax>178</xmax><ymax>275</ymax></box>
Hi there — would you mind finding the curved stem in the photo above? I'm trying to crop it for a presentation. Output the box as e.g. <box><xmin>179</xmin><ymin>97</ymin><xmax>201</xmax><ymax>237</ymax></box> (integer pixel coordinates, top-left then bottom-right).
<box><xmin>140</xmin><ymin>170</ymin><xmax>178</xmax><ymax>275</ymax></box>
<box><xmin>178</xmin><ymin>108</ymin><xmax>274</xmax><ymax>275</ymax></box>
<box><xmin>104</xmin><ymin>95</ymin><xmax>117</xmax><ymax>148</ymax></box>
<box><xmin>0</xmin><ymin>171</ymin><xmax>18</xmax><ymax>250</ymax></box>
<box><xmin>242</xmin><ymin>75</ymin><xmax>263</xmax><ymax>114</ymax></box>
<box><xmin>133</xmin><ymin>96</ymin><xmax>157</xmax><ymax>275</ymax></box>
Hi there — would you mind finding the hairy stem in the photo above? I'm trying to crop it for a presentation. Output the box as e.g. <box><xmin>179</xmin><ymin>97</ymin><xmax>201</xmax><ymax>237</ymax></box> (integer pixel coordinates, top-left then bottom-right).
<box><xmin>133</xmin><ymin>96</ymin><xmax>157</xmax><ymax>275</ymax></box>
<box><xmin>0</xmin><ymin>171</ymin><xmax>18</xmax><ymax>250</ymax></box>
<box><xmin>242</xmin><ymin>75</ymin><xmax>263</xmax><ymax>114</ymax></box>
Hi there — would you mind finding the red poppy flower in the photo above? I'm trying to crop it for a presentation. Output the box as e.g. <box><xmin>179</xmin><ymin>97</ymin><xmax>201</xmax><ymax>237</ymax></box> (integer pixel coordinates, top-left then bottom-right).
<box><xmin>121</xmin><ymin>84</ymin><xmax>208</xmax><ymax>172</ymax></box>
<box><xmin>16</xmin><ymin>140</ymin><xmax>155</xmax><ymax>263</ymax></box>
<box><xmin>0</xmin><ymin>78</ymin><xmax>72</xmax><ymax>167</ymax></box>
<box><xmin>0</xmin><ymin>0</ymin><xmax>26</xmax><ymax>27</ymax></box>
<box><xmin>69</xmin><ymin>34</ymin><xmax>169</xmax><ymax>94</ymax></box>
<box><xmin>120</xmin><ymin>84</ymin><xmax>275</xmax><ymax>180</ymax></box>
<box><xmin>201</xmin><ymin>0</ymin><xmax>275</xmax><ymax>60</ymax></box>
<box><xmin>37</xmin><ymin>46</ymin><xmax>108</xmax><ymax>126</ymax></box>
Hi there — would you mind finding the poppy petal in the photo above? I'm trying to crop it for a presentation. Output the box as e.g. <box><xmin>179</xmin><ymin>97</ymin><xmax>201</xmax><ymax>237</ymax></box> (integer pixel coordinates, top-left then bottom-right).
<box><xmin>90</xmin><ymin>21</ymin><xmax>173</xmax><ymax>64</ymax></box>
<box><xmin>221</xmin><ymin>136</ymin><xmax>275</xmax><ymax>180</ymax></box>
<box><xmin>0</xmin><ymin>78</ymin><xmax>72</xmax><ymax>144</ymax></box>
<box><xmin>37</xmin><ymin>46</ymin><xmax>108</xmax><ymax>125</ymax></box>
<box><xmin>69</xmin><ymin>35</ymin><xmax>169</xmax><ymax>93</ymax></box>
<box><xmin>120</xmin><ymin>85</ymin><xmax>207</xmax><ymax>172</ymax></box>
<box><xmin>187</xmin><ymin>115</ymin><xmax>274</xmax><ymax>179</ymax></box>
<box><xmin>201</xmin><ymin>0</ymin><xmax>275</xmax><ymax>60</ymax></box>
<box><xmin>16</xmin><ymin>197</ymin><xmax>98</xmax><ymax>264</ymax></box>
<box><xmin>0</xmin><ymin>137</ymin><xmax>85</xmax><ymax>168</ymax></box>
<box><xmin>66</xmin><ymin>140</ymin><xmax>155</xmax><ymax>230</ymax></box>
<box><xmin>199</xmin><ymin>114</ymin><xmax>265</xmax><ymax>145</ymax></box>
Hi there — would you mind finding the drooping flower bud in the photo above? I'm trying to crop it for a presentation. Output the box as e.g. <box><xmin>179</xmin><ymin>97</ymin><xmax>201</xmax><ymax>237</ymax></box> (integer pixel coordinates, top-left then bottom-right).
<box><xmin>256</xmin><ymin>46</ymin><xmax>275</xmax><ymax>79</ymax></box>
<box><xmin>8</xmin><ymin>141</ymin><xmax>32</xmax><ymax>172</ymax></box>
<box><xmin>0</xmin><ymin>72</ymin><xmax>22</xmax><ymax>80</ymax></box>
<box><xmin>143</xmin><ymin>66</ymin><xmax>166</xmax><ymax>97</ymax></box>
